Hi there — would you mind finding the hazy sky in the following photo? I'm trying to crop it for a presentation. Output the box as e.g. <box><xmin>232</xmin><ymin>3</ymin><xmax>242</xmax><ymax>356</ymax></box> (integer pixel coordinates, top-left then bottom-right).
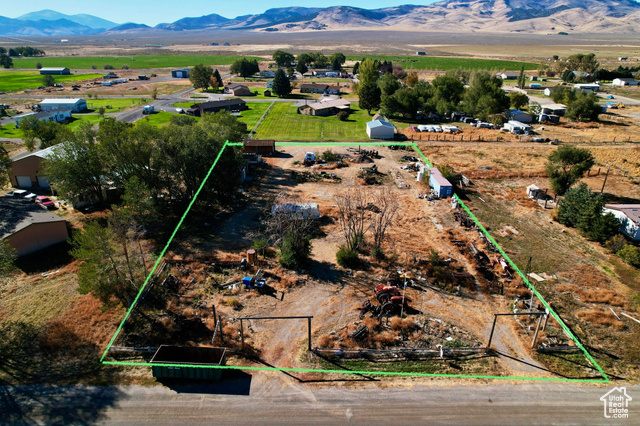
<box><xmin>5</xmin><ymin>1</ymin><xmax>439</xmax><ymax>26</ymax></box>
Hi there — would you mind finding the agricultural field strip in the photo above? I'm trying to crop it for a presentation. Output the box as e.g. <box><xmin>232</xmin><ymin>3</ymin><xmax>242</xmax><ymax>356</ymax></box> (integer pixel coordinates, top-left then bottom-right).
<box><xmin>345</xmin><ymin>56</ymin><xmax>539</xmax><ymax>71</ymax></box>
<box><xmin>10</xmin><ymin>55</ymin><xmax>263</xmax><ymax>70</ymax></box>
<box><xmin>99</xmin><ymin>141</ymin><xmax>608</xmax><ymax>382</ymax></box>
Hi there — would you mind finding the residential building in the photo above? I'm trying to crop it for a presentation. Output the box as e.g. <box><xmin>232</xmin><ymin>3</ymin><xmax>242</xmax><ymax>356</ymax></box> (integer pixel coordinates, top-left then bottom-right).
<box><xmin>14</xmin><ymin>109</ymin><xmax>72</xmax><ymax>130</ymax></box>
<box><xmin>187</xmin><ymin>99</ymin><xmax>247</xmax><ymax>117</ymax></box>
<box><xmin>508</xmin><ymin>109</ymin><xmax>533</xmax><ymax>123</ymax></box>
<box><xmin>0</xmin><ymin>198</ymin><xmax>68</xmax><ymax>256</ymax></box>
<box><xmin>603</xmin><ymin>204</ymin><xmax>640</xmax><ymax>241</ymax></box>
<box><xmin>300</xmin><ymin>83</ymin><xmax>329</xmax><ymax>94</ymax></box>
<box><xmin>574</xmin><ymin>83</ymin><xmax>600</xmax><ymax>92</ymax></box>
<box><xmin>298</xmin><ymin>98</ymin><xmax>350</xmax><ymax>116</ymax></box>
<box><xmin>498</xmin><ymin>72</ymin><xmax>519</xmax><ymax>80</ymax></box>
<box><xmin>224</xmin><ymin>84</ymin><xmax>253</xmax><ymax>96</ymax></box>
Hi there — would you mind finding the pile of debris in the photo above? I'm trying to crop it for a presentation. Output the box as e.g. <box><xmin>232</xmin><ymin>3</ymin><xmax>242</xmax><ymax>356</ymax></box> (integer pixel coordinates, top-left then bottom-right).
<box><xmin>357</xmin><ymin>164</ymin><xmax>386</xmax><ymax>185</ymax></box>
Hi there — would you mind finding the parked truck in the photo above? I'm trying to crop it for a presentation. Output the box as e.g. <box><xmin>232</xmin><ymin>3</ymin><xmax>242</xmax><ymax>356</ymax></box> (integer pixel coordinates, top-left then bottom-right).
<box><xmin>142</xmin><ymin>105</ymin><xmax>155</xmax><ymax>115</ymax></box>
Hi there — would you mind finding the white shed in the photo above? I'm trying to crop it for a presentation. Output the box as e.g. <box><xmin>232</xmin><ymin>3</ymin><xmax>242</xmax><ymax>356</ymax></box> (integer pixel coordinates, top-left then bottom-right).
<box><xmin>612</xmin><ymin>78</ymin><xmax>639</xmax><ymax>86</ymax></box>
<box><xmin>366</xmin><ymin>120</ymin><xmax>395</xmax><ymax>139</ymax></box>
<box><xmin>40</xmin><ymin>98</ymin><xmax>87</xmax><ymax>112</ymax></box>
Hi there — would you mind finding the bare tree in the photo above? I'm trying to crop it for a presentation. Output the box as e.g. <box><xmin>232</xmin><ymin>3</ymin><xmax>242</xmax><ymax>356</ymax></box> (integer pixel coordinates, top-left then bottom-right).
<box><xmin>260</xmin><ymin>193</ymin><xmax>315</xmax><ymax>247</ymax></box>
<box><xmin>370</xmin><ymin>187</ymin><xmax>399</xmax><ymax>258</ymax></box>
<box><xmin>334</xmin><ymin>186</ymin><xmax>370</xmax><ymax>251</ymax></box>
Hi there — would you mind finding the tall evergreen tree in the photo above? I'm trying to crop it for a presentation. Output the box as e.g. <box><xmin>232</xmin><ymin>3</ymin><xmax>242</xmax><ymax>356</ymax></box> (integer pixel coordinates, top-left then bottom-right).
<box><xmin>272</xmin><ymin>68</ymin><xmax>292</xmax><ymax>97</ymax></box>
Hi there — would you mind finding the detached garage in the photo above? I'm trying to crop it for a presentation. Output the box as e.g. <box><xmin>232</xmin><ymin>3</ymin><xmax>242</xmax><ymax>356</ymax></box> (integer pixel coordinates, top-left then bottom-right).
<box><xmin>0</xmin><ymin>198</ymin><xmax>68</xmax><ymax>256</ymax></box>
<box><xmin>171</xmin><ymin>69</ymin><xmax>190</xmax><ymax>78</ymax></box>
<box><xmin>10</xmin><ymin>145</ymin><xmax>58</xmax><ymax>189</ymax></box>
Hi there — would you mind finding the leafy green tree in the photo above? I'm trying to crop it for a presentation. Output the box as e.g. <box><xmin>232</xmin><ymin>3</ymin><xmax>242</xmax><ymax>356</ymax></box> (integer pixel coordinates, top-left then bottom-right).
<box><xmin>272</xmin><ymin>50</ymin><xmax>295</xmax><ymax>67</ymax></box>
<box><xmin>565</xmin><ymin>92</ymin><xmax>601</xmax><ymax>121</ymax></box>
<box><xmin>330</xmin><ymin>52</ymin><xmax>346</xmax><ymax>67</ymax></box>
<box><xmin>352</xmin><ymin>61</ymin><xmax>360</xmax><ymax>75</ymax></box>
<box><xmin>517</xmin><ymin>64</ymin><xmax>526</xmax><ymax>89</ymax></box>
<box><xmin>212</xmin><ymin>69</ymin><xmax>223</xmax><ymax>88</ymax></box>
<box><xmin>378</xmin><ymin>72</ymin><xmax>400</xmax><ymax>97</ymax></box>
<box><xmin>42</xmin><ymin>74</ymin><xmax>55</xmax><ymax>87</ymax></box>
<box><xmin>310</xmin><ymin>52</ymin><xmax>329</xmax><ymax>68</ymax></box>
<box><xmin>44</xmin><ymin>131</ymin><xmax>107</xmax><ymax>204</ymax></box>
<box><xmin>566</xmin><ymin>53</ymin><xmax>599</xmax><ymax>74</ymax></box>
<box><xmin>461</xmin><ymin>71</ymin><xmax>510</xmax><ymax>120</ymax></box>
<box><xmin>121</xmin><ymin>176</ymin><xmax>157</xmax><ymax>224</ymax></box>
<box><xmin>230</xmin><ymin>58</ymin><xmax>259</xmax><ymax>78</ymax></box>
<box><xmin>170</xmin><ymin>115</ymin><xmax>197</xmax><ymax>126</ymax></box>
<box><xmin>357</xmin><ymin>59</ymin><xmax>381</xmax><ymax>114</ymax></box>
<box><xmin>297</xmin><ymin>53</ymin><xmax>313</xmax><ymax>66</ymax></box>
<box><xmin>253</xmin><ymin>238</ymin><xmax>270</xmax><ymax>259</ymax></box>
<box><xmin>0</xmin><ymin>49</ymin><xmax>13</xmax><ymax>68</ymax></box>
<box><xmin>189</xmin><ymin>63</ymin><xmax>214</xmax><ymax>90</ymax></box>
<box><xmin>272</xmin><ymin>69</ymin><xmax>291</xmax><ymax>97</ymax></box>
<box><xmin>561</xmin><ymin>70</ymin><xmax>575</xmax><ymax>82</ymax></box>
<box><xmin>296</xmin><ymin>62</ymin><xmax>308</xmax><ymax>74</ymax></box>
<box><xmin>509</xmin><ymin>92</ymin><xmax>529</xmax><ymax>109</ymax></box>
<box><xmin>20</xmin><ymin>115</ymin><xmax>71</xmax><ymax>150</ymax></box>
<box><xmin>545</xmin><ymin>145</ymin><xmax>594</xmax><ymax>195</ymax></box>
<box><xmin>428</xmin><ymin>74</ymin><xmax>464</xmax><ymax>116</ymax></box>
<box><xmin>558</xmin><ymin>183</ymin><xmax>620</xmax><ymax>243</ymax></box>
<box><xmin>279</xmin><ymin>229</ymin><xmax>311</xmax><ymax>269</ymax></box>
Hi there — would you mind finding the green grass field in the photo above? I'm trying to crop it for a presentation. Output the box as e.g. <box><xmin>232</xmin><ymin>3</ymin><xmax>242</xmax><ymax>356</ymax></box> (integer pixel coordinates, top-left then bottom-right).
<box><xmin>253</xmin><ymin>102</ymin><xmax>372</xmax><ymax>141</ymax></box>
<box><xmin>83</xmin><ymin>98</ymin><xmax>147</xmax><ymax>113</ymax></box>
<box><xmin>0</xmin><ymin>71</ymin><xmax>103</xmax><ymax>92</ymax></box>
<box><xmin>11</xmin><ymin>55</ymin><xmax>264</xmax><ymax>70</ymax></box>
<box><xmin>236</xmin><ymin>102</ymin><xmax>271</xmax><ymax>130</ymax></box>
<box><xmin>0</xmin><ymin>123</ymin><xmax>23</xmax><ymax>138</ymax></box>
<box><xmin>346</xmin><ymin>55</ymin><xmax>539</xmax><ymax>71</ymax></box>
<box><xmin>136</xmin><ymin>111</ymin><xmax>179</xmax><ymax>127</ymax></box>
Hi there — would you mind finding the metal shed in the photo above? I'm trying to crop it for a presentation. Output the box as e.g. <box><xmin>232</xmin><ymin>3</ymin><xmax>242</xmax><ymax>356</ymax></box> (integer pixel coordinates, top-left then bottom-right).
<box><xmin>171</xmin><ymin>69</ymin><xmax>191</xmax><ymax>78</ymax></box>
<box><xmin>429</xmin><ymin>168</ymin><xmax>453</xmax><ymax>198</ymax></box>
<box><xmin>150</xmin><ymin>345</ymin><xmax>227</xmax><ymax>380</ymax></box>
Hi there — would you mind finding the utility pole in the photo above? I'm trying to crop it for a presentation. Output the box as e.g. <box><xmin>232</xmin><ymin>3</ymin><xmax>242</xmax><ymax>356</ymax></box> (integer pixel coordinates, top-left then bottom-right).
<box><xmin>600</xmin><ymin>164</ymin><xmax>611</xmax><ymax>195</ymax></box>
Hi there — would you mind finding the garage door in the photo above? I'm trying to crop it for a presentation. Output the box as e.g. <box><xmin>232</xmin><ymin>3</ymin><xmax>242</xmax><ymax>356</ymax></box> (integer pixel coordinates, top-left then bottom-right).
<box><xmin>16</xmin><ymin>176</ymin><xmax>32</xmax><ymax>188</ymax></box>
<box><xmin>37</xmin><ymin>176</ymin><xmax>50</xmax><ymax>188</ymax></box>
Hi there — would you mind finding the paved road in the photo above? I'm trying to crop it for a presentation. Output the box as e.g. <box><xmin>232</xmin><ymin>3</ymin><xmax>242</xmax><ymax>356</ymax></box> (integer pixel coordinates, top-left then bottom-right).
<box><xmin>2</xmin><ymin>372</ymin><xmax>635</xmax><ymax>424</ymax></box>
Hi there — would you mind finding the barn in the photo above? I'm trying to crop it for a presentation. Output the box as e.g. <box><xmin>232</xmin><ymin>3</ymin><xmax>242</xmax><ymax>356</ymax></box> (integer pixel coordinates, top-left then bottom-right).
<box><xmin>243</xmin><ymin>139</ymin><xmax>275</xmax><ymax>155</ymax></box>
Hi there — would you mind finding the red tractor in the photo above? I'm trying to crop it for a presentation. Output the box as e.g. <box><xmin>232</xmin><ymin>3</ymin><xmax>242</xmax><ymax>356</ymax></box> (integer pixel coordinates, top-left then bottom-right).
<box><xmin>359</xmin><ymin>285</ymin><xmax>411</xmax><ymax>319</ymax></box>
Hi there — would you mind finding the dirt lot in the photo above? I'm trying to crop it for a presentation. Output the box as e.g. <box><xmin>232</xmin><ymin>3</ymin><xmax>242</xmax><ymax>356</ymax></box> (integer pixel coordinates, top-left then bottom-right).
<box><xmin>102</xmin><ymin>143</ymin><xmax>618</xmax><ymax>381</ymax></box>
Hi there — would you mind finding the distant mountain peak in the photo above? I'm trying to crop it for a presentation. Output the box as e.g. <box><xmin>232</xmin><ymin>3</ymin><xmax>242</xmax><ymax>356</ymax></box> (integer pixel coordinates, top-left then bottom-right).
<box><xmin>17</xmin><ymin>9</ymin><xmax>118</xmax><ymax>29</ymax></box>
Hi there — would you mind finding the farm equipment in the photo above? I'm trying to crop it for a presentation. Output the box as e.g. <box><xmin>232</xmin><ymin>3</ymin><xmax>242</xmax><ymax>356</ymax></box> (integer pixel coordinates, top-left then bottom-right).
<box><xmin>243</xmin><ymin>269</ymin><xmax>266</xmax><ymax>291</ymax></box>
<box><xmin>359</xmin><ymin>285</ymin><xmax>411</xmax><ymax>319</ymax></box>
<box><xmin>453</xmin><ymin>210</ymin><xmax>475</xmax><ymax>228</ymax></box>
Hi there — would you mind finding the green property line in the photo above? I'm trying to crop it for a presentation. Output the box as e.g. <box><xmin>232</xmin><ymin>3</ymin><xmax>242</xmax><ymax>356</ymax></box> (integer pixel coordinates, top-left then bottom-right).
<box><xmin>101</xmin><ymin>140</ymin><xmax>608</xmax><ymax>383</ymax></box>
<box><xmin>100</xmin><ymin>141</ymin><xmax>231</xmax><ymax>362</ymax></box>
<box><xmin>452</xmin><ymin>195</ymin><xmax>609</xmax><ymax>382</ymax></box>
<box><xmin>228</xmin><ymin>141</ymin><xmax>416</xmax><ymax>147</ymax></box>
<box><xmin>102</xmin><ymin>361</ymin><xmax>608</xmax><ymax>383</ymax></box>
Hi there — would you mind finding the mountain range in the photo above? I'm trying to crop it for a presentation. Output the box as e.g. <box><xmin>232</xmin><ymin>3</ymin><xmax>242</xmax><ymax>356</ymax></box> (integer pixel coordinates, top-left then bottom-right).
<box><xmin>2</xmin><ymin>1</ymin><xmax>640</xmax><ymax>37</ymax></box>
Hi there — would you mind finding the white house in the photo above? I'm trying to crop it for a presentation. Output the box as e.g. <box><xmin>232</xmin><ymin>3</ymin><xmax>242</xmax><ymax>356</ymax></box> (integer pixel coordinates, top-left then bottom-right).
<box><xmin>541</xmin><ymin>103</ymin><xmax>566</xmax><ymax>116</ymax></box>
<box><xmin>366</xmin><ymin>119</ymin><xmax>395</xmax><ymax>139</ymax></box>
<box><xmin>39</xmin><ymin>98</ymin><xmax>87</xmax><ymax>113</ymax></box>
<box><xmin>612</xmin><ymin>78</ymin><xmax>638</xmax><ymax>86</ymax></box>
<box><xmin>14</xmin><ymin>109</ymin><xmax>72</xmax><ymax>129</ymax></box>
<box><xmin>603</xmin><ymin>204</ymin><xmax>640</xmax><ymax>241</ymax></box>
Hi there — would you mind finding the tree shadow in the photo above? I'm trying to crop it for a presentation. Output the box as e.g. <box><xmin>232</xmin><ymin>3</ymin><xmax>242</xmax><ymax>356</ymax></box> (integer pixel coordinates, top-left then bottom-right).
<box><xmin>14</xmin><ymin>241</ymin><xmax>73</xmax><ymax>274</ymax></box>
<box><xmin>0</xmin><ymin>321</ymin><xmax>124</xmax><ymax>423</ymax></box>
<box><xmin>601</xmin><ymin>192</ymin><xmax>640</xmax><ymax>205</ymax></box>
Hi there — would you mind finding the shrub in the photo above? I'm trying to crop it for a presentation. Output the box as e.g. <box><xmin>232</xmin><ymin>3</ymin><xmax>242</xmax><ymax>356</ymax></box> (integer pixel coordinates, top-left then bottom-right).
<box><xmin>337</xmin><ymin>111</ymin><xmax>349</xmax><ymax>121</ymax></box>
<box><xmin>279</xmin><ymin>229</ymin><xmax>311</xmax><ymax>269</ymax></box>
<box><xmin>252</xmin><ymin>238</ymin><xmax>270</xmax><ymax>258</ymax></box>
<box><xmin>617</xmin><ymin>245</ymin><xmax>640</xmax><ymax>268</ymax></box>
<box><xmin>605</xmin><ymin>234</ymin><xmax>627</xmax><ymax>253</ymax></box>
<box><xmin>121</xmin><ymin>64</ymin><xmax>130</xmax><ymax>70</ymax></box>
<box><xmin>336</xmin><ymin>246</ymin><xmax>359</xmax><ymax>268</ymax></box>
<box><xmin>91</xmin><ymin>65</ymin><xmax>97</xmax><ymax>70</ymax></box>
<box><xmin>104</xmin><ymin>64</ymin><xmax>114</xmax><ymax>70</ymax></box>
<box><xmin>35</xmin><ymin>62</ymin><xmax>42</xmax><ymax>69</ymax></box>
<box><xmin>322</xmin><ymin>149</ymin><xmax>339</xmax><ymax>162</ymax></box>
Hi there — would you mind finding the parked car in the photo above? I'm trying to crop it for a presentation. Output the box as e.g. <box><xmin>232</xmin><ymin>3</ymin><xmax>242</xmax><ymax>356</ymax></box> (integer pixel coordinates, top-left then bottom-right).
<box><xmin>5</xmin><ymin>189</ymin><xmax>28</xmax><ymax>197</ymax></box>
<box><xmin>24</xmin><ymin>193</ymin><xmax>37</xmax><ymax>202</ymax></box>
<box><xmin>35</xmin><ymin>196</ymin><xmax>55</xmax><ymax>210</ymax></box>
